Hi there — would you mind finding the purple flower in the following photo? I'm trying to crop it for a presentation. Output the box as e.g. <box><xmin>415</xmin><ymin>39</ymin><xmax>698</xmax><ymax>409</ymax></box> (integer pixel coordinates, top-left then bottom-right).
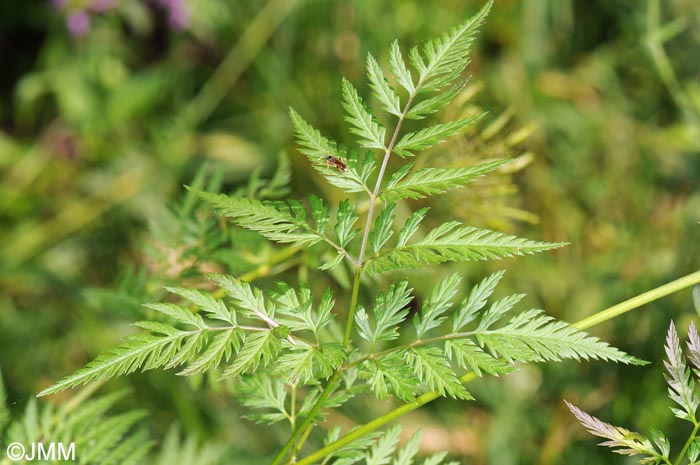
<box><xmin>50</xmin><ymin>0</ymin><xmax>67</xmax><ymax>9</ymax></box>
<box><xmin>67</xmin><ymin>10</ymin><xmax>90</xmax><ymax>37</ymax></box>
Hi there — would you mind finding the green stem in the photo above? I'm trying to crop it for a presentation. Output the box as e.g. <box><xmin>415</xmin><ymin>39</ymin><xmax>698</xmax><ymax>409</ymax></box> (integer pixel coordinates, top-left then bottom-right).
<box><xmin>273</xmin><ymin>86</ymin><xmax>418</xmax><ymax>464</ymax></box>
<box><xmin>291</xmin><ymin>270</ymin><xmax>700</xmax><ymax>465</ymax></box>
<box><xmin>574</xmin><ymin>271</ymin><xmax>700</xmax><ymax>330</ymax></box>
<box><xmin>343</xmin><ymin>330</ymin><xmax>483</xmax><ymax>371</ymax></box>
<box><xmin>269</xmin><ymin>372</ymin><xmax>341</xmax><ymax>465</ymax></box>
<box><xmin>343</xmin><ymin>267</ymin><xmax>363</xmax><ymax>346</ymax></box>
<box><xmin>674</xmin><ymin>421</ymin><xmax>700</xmax><ymax>465</ymax></box>
<box><xmin>293</xmin><ymin>423</ymin><xmax>315</xmax><ymax>463</ymax></box>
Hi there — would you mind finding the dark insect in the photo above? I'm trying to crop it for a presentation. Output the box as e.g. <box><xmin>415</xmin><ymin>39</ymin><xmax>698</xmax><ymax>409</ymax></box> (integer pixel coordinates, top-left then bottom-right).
<box><xmin>324</xmin><ymin>154</ymin><xmax>348</xmax><ymax>172</ymax></box>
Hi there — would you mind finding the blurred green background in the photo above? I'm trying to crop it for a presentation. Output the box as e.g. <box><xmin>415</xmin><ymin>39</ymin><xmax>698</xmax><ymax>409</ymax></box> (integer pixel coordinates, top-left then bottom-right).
<box><xmin>1</xmin><ymin>0</ymin><xmax>699</xmax><ymax>463</ymax></box>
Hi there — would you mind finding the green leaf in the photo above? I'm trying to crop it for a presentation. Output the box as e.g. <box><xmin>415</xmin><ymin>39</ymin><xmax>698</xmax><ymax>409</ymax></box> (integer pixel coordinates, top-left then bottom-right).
<box><xmin>208</xmin><ymin>274</ymin><xmax>272</xmax><ymax>321</ymax></box>
<box><xmin>397</xmin><ymin>207</ymin><xmax>429</xmax><ymax>247</ymax></box>
<box><xmin>335</xmin><ymin>199</ymin><xmax>360</xmax><ymax>248</ymax></box>
<box><xmin>393</xmin><ymin>430</ymin><xmax>421</xmax><ymax>465</ymax></box>
<box><xmin>415</xmin><ymin>273</ymin><xmax>461</xmax><ymax>338</ymax></box>
<box><xmin>648</xmin><ymin>427</ymin><xmax>670</xmax><ymax>458</ymax></box>
<box><xmin>310</xmin><ymin>194</ymin><xmax>330</xmax><ymax>233</ymax></box>
<box><xmin>341</xmin><ymin>78</ymin><xmax>387</xmax><ymax>150</ymax></box>
<box><xmin>369</xmin><ymin>203</ymin><xmax>397</xmax><ymax>255</ymax></box>
<box><xmin>238</xmin><ymin>375</ymin><xmax>289</xmax><ymax>425</ymax></box>
<box><xmin>365</xmin><ymin>221</ymin><xmax>567</xmax><ymax>274</ymax></box>
<box><xmin>405</xmin><ymin>347</ymin><xmax>472</xmax><ymax>399</ymax></box>
<box><xmin>274</xmin><ymin>284</ymin><xmax>316</xmax><ymax>333</ymax></box>
<box><xmin>389</xmin><ymin>40</ymin><xmax>415</xmax><ymax>94</ymax></box>
<box><xmin>164</xmin><ymin>287</ymin><xmax>233</xmax><ymax>325</ymax></box>
<box><xmin>194</xmin><ymin>189</ymin><xmax>324</xmax><ymax>247</ymax></box>
<box><xmin>77</xmin><ymin>410</ymin><xmax>148</xmax><ymax>464</ymax></box>
<box><xmin>275</xmin><ymin>343</ymin><xmax>316</xmax><ymax>382</ymax></box>
<box><xmin>143</xmin><ymin>302</ymin><xmax>205</xmax><ymax>329</ymax></box>
<box><xmin>324</xmin><ymin>426</ymin><xmax>383</xmax><ymax>465</ymax></box>
<box><xmin>289</xmin><ymin>108</ymin><xmax>370</xmax><ymax>193</ymax></box>
<box><xmin>315</xmin><ymin>288</ymin><xmax>336</xmax><ymax>334</ymax></box>
<box><xmin>381</xmin><ymin>159</ymin><xmax>511</xmax><ymax>203</ymax></box>
<box><xmin>393</xmin><ymin>114</ymin><xmax>484</xmax><ymax>157</ymax></box>
<box><xmin>365</xmin><ymin>425</ymin><xmax>401</xmax><ymax>465</ymax></box>
<box><xmin>405</xmin><ymin>82</ymin><xmax>465</xmax><ymax>120</ymax></box>
<box><xmin>289</xmin><ymin>106</ymin><xmax>337</xmax><ymax>157</ymax></box>
<box><xmin>367</xmin><ymin>53</ymin><xmax>402</xmax><ymax>117</ymax></box>
<box><xmin>476</xmin><ymin>293</ymin><xmax>525</xmax><ymax>331</ymax></box>
<box><xmin>480</xmin><ymin>309</ymin><xmax>646</xmax><ymax>365</ymax></box>
<box><xmin>164</xmin><ymin>330</ymin><xmax>207</xmax><ymax>368</ymax></box>
<box><xmin>222</xmin><ymin>331</ymin><xmax>281</xmax><ymax>378</ymax></box>
<box><xmin>38</xmin><ymin>331</ymin><xmax>189</xmax><ymax>396</ymax></box>
<box><xmin>444</xmin><ymin>339</ymin><xmax>512</xmax><ymax>377</ymax></box>
<box><xmin>179</xmin><ymin>330</ymin><xmax>240</xmax><ymax>376</ymax></box>
<box><xmin>453</xmin><ymin>271</ymin><xmax>505</xmax><ymax>331</ymax></box>
<box><xmin>360</xmin><ymin>352</ymin><xmax>419</xmax><ymax>402</ymax></box>
<box><xmin>411</xmin><ymin>0</ymin><xmax>492</xmax><ymax>93</ymax></box>
<box><xmin>318</xmin><ymin>251</ymin><xmax>346</xmax><ymax>271</ymax></box>
<box><xmin>355</xmin><ymin>281</ymin><xmax>413</xmax><ymax>348</ymax></box>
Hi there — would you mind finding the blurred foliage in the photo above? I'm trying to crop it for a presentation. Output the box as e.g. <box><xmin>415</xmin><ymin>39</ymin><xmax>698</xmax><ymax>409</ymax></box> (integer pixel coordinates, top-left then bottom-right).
<box><xmin>0</xmin><ymin>0</ymin><xmax>698</xmax><ymax>464</ymax></box>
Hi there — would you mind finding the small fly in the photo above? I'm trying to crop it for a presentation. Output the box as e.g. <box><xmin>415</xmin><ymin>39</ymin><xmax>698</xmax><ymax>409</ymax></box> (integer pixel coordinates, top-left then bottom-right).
<box><xmin>324</xmin><ymin>154</ymin><xmax>348</xmax><ymax>172</ymax></box>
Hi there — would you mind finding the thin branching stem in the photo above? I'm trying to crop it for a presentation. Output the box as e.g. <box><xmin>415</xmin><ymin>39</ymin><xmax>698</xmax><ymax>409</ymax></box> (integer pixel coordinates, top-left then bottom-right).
<box><xmin>344</xmin><ymin>90</ymin><xmax>418</xmax><ymax>347</ymax></box>
<box><xmin>342</xmin><ymin>331</ymin><xmax>482</xmax><ymax>370</ymax></box>
<box><xmin>270</xmin><ymin>372</ymin><xmax>341</xmax><ymax>465</ymax></box>
<box><xmin>275</xmin><ymin>82</ymin><xmax>421</xmax><ymax>465</ymax></box>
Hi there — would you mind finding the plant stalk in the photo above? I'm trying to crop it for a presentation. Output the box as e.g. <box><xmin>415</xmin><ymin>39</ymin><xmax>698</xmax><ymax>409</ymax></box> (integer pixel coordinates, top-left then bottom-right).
<box><xmin>674</xmin><ymin>421</ymin><xmax>700</xmax><ymax>465</ymax></box>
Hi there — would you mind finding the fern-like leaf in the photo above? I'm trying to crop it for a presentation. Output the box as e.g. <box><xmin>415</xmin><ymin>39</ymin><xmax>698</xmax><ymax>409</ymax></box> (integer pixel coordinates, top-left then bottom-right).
<box><xmin>566</xmin><ymin>401</ymin><xmax>665</xmax><ymax>463</ymax></box>
<box><xmin>369</xmin><ymin>203</ymin><xmax>397</xmax><ymax>255</ymax></box>
<box><xmin>405</xmin><ymin>82</ymin><xmax>465</xmax><ymax>120</ymax></box>
<box><xmin>38</xmin><ymin>331</ymin><xmax>189</xmax><ymax>396</ymax></box>
<box><xmin>336</xmin><ymin>199</ymin><xmax>360</xmax><ymax>248</ymax></box>
<box><xmin>445</xmin><ymin>339</ymin><xmax>512</xmax><ymax>377</ymax></box>
<box><xmin>410</xmin><ymin>0</ymin><xmax>492</xmax><ymax>93</ymax></box>
<box><xmin>452</xmin><ymin>270</ymin><xmax>505</xmax><ymax>331</ymax></box>
<box><xmin>237</xmin><ymin>375</ymin><xmax>289</xmax><ymax>425</ymax></box>
<box><xmin>367</xmin><ymin>53</ymin><xmax>402</xmax><ymax>117</ymax></box>
<box><xmin>414</xmin><ymin>273</ymin><xmax>461</xmax><ymax>338</ymax></box>
<box><xmin>178</xmin><ymin>330</ymin><xmax>240</xmax><ymax>376</ymax></box>
<box><xmin>365</xmin><ymin>424</ymin><xmax>401</xmax><ymax>465</ymax></box>
<box><xmin>355</xmin><ymin>281</ymin><xmax>413</xmax><ymax>349</ymax></box>
<box><xmin>359</xmin><ymin>352</ymin><xmax>419</xmax><ymax>402</ymax></box>
<box><xmin>393</xmin><ymin>115</ymin><xmax>484</xmax><ymax>157</ymax></box>
<box><xmin>480</xmin><ymin>309</ymin><xmax>645</xmax><ymax>365</ymax></box>
<box><xmin>364</xmin><ymin>221</ymin><xmax>566</xmax><ymax>274</ymax></box>
<box><xmin>389</xmin><ymin>40</ymin><xmax>415</xmax><ymax>94</ymax></box>
<box><xmin>221</xmin><ymin>331</ymin><xmax>282</xmax><ymax>378</ymax></box>
<box><xmin>289</xmin><ymin>108</ymin><xmax>373</xmax><ymax>193</ymax></box>
<box><xmin>194</xmin><ymin>190</ymin><xmax>325</xmax><ymax>247</ymax></box>
<box><xmin>406</xmin><ymin>347</ymin><xmax>472</xmax><ymax>399</ymax></box>
<box><xmin>396</xmin><ymin>207</ymin><xmax>429</xmax><ymax>247</ymax></box>
<box><xmin>164</xmin><ymin>287</ymin><xmax>233</xmax><ymax>325</ymax></box>
<box><xmin>664</xmin><ymin>321</ymin><xmax>700</xmax><ymax>422</ymax></box>
<box><xmin>381</xmin><ymin>159</ymin><xmax>511</xmax><ymax>202</ymax></box>
<box><xmin>342</xmin><ymin>78</ymin><xmax>387</xmax><ymax>150</ymax></box>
